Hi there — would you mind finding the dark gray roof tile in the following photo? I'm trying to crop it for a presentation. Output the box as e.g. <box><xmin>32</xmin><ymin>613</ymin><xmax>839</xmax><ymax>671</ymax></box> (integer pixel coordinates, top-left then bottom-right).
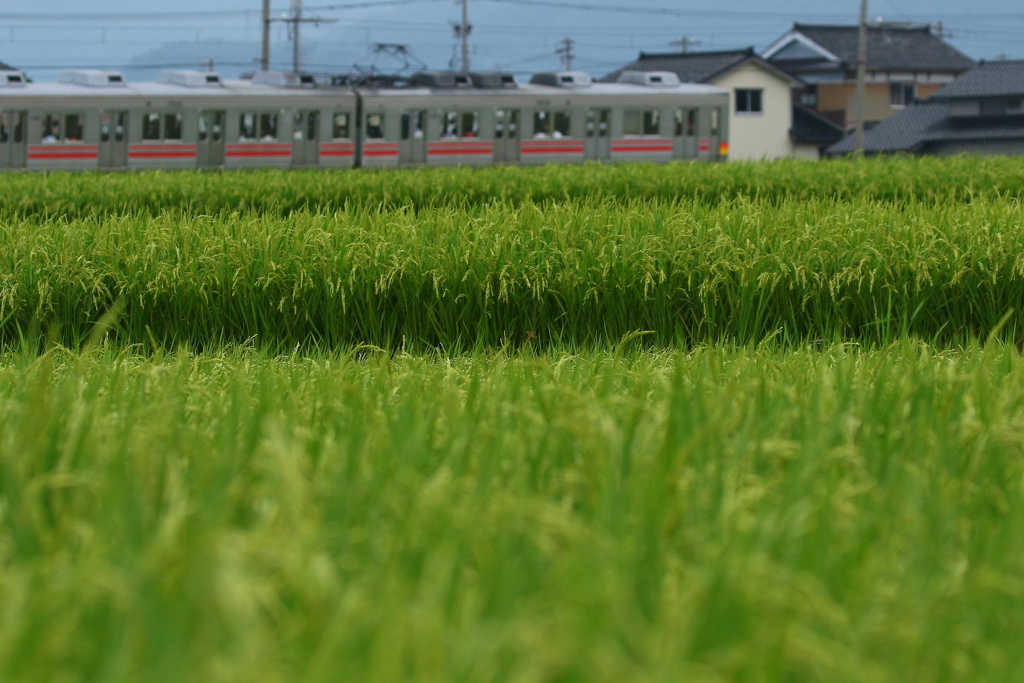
<box><xmin>781</xmin><ymin>23</ymin><xmax>975</xmax><ymax>72</ymax></box>
<box><xmin>791</xmin><ymin>104</ymin><xmax>846</xmax><ymax>144</ymax></box>
<box><xmin>828</xmin><ymin>100</ymin><xmax>1024</xmax><ymax>154</ymax></box>
<box><xmin>937</xmin><ymin>60</ymin><xmax>1024</xmax><ymax>98</ymax></box>
<box><xmin>600</xmin><ymin>49</ymin><xmax>754</xmax><ymax>84</ymax></box>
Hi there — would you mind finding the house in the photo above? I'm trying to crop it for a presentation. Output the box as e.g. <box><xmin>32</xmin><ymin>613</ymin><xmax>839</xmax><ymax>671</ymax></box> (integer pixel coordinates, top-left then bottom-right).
<box><xmin>828</xmin><ymin>60</ymin><xmax>1024</xmax><ymax>156</ymax></box>
<box><xmin>601</xmin><ymin>48</ymin><xmax>840</xmax><ymax>160</ymax></box>
<box><xmin>764</xmin><ymin>23</ymin><xmax>975</xmax><ymax>131</ymax></box>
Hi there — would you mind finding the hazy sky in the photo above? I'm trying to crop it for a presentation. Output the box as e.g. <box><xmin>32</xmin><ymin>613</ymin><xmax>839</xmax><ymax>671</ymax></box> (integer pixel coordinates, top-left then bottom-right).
<box><xmin>2</xmin><ymin>0</ymin><xmax>1022</xmax><ymax>81</ymax></box>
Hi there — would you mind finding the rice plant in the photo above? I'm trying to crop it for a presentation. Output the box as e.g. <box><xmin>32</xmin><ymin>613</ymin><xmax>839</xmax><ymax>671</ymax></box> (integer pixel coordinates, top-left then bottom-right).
<box><xmin>2</xmin><ymin>155</ymin><xmax>1024</xmax><ymax>219</ymax></box>
<box><xmin>1</xmin><ymin>341</ymin><xmax>1023</xmax><ymax>682</ymax></box>
<box><xmin>1</xmin><ymin>195</ymin><xmax>1022</xmax><ymax>349</ymax></box>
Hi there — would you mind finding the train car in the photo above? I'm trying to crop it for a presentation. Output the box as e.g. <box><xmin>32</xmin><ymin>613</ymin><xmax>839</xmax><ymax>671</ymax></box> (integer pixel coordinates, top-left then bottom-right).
<box><xmin>357</xmin><ymin>70</ymin><xmax>729</xmax><ymax>168</ymax></box>
<box><xmin>0</xmin><ymin>67</ymin><xmax>729</xmax><ymax>172</ymax></box>
<box><xmin>0</xmin><ymin>69</ymin><xmax>358</xmax><ymax>172</ymax></box>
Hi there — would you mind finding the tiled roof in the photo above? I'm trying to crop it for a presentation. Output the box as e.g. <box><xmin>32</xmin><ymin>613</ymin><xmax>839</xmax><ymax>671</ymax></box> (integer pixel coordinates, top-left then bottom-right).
<box><xmin>600</xmin><ymin>48</ymin><xmax>755</xmax><ymax>84</ymax></box>
<box><xmin>827</xmin><ymin>100</ymin><xmax>1024</xmax><ymax>154</ymax></box>
<box><xmin>790</xmin><ymin>104</ymin><xmax>846</xmax><ymax>144</ymax></box>
<box><xmin>779</xmin><ymin>23</ymin><xmax>975</xmax><ymax>72</ymax></box>
<box><xmin>937</xmin><ymin>60</ymin><xmax>1024</xmax><ymax>99</ymax></box>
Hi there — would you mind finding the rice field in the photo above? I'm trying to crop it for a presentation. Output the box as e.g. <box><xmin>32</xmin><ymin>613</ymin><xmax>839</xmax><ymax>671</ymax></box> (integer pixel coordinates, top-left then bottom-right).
<box><xmin>2</xmin><ymin>159</ymin><xmax>1024</xmax><ymax>682</ymax></box>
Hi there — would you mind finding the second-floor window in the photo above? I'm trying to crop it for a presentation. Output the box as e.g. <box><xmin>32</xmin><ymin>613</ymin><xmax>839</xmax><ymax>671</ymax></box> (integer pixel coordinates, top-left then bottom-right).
<box><xmin>890</xmin><ymin>83</ymin><xmax>915</xmax><ymax>108</ymax></box>
<box><xmin>735</xmin><ymin>89</ymin><xmax>763</xmax><ymax>114</ymax></box>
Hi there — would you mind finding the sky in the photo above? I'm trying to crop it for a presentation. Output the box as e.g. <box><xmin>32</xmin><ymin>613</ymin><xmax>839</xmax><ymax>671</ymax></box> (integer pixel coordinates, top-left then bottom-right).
<box><xmin>1</xmin><ymin>0</ymin><xmax>1022</xmax><ymax>82</ymax></box>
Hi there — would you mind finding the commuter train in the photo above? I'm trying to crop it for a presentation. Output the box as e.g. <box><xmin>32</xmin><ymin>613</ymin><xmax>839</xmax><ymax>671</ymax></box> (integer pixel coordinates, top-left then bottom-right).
<box><xmin>0</xmin><ymin>67</ymin><xmax>729</xmax><ymax>172</ymax></box>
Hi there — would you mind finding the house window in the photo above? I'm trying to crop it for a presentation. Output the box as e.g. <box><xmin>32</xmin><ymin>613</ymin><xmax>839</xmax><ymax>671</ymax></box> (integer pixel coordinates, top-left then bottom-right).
<box><xmin>800</xmin><ymin>84</ymin><xmax>818</xmax><ymax>107</ymax></box>
<box><xmin>735</xmin><ymin>88</ymin><xmax>763</xmax><ymax>114</ymax></box>
<box><xmin>890</xmin><ymin>83</ymin><xmax>915</xmax><ymax>108</ymax></box>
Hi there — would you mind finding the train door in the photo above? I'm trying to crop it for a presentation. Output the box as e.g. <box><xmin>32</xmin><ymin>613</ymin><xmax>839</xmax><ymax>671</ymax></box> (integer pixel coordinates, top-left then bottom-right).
<box><xmin>584</xmin><ymin>108</ymin><xmax>610</xmax><ymax>161</ymax></box>
<box><xmin>0</xmin><ymin>111</ymin><xmax>27</xmax><ymax>169</ymax></box>
<box><xmin>493</xmin><ymin>109</ymin><xmax>520</xmax><ymax>163</ymax></box>
<box><xmin>98</xmin><ymin>110</ymin><xmax>128</xmax><ymax>169</ymax></box>
<box><xmin>674</xmin><ymin>108</ymin><xmax>699</xmax><ymax>160</ymax></box>
<box><xmin>197</xmin><ymin>110</ymin><xmax>225</xmax><ymax>167</ymax></box>
<box><xmin>399</xmin><ymin>110</ymin><xmax>427</xmax><ymax>165</ymax></box>
<box><xmin>292</xmin><ymin>110</ymin><xmax>320</xmax><ymax>167</ymax></box>
<box><xmin>708</xmin><ymin>107</ymin><xmax>721</xmax><ymax>161</ymax></box>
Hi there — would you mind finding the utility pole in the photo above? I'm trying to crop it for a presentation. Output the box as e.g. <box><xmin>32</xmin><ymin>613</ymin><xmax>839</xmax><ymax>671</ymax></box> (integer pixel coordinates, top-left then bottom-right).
<box><xmin>261</xmin><ymin>0</ymin><xmax>271</xmax><ymax>70</ymax></box>
<box><xmin>670</xmin><ymin>36</ymin><xmax>701</xmax><ymax>53</ymax></box>
<box><xmin>263</xmin><ymin>0</ymin><xmax>335</xmax><ymax>73</ymax></box>
<box><xmin>292</xmin><ymin>0</ymin><xmax>302</xmax><ymax>72</ymax></box>
<box><xmin>451</xmin><ymin>0</ymin><xmax>471</xmax><ymax>73</ymax></box>
<box><xmin>556</xmin><ymin>37</ymin><xmax>575</xmax><ymax>71</ymax></box>
<box><xmin>854</xmin><ymin>0</ymin><xmax>868</xmax><ymax>153</ymax></box>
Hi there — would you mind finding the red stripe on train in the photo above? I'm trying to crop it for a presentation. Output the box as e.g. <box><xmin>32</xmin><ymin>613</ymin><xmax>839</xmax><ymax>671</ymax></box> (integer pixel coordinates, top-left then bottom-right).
<box><xmin>226</xmin><ymin>151</ymin><xmax>292</xmax><ymax>157</ymax></box>
<box><xmin>129</xmin><ymin>152</ymin><xmax>197</xmax><ymax>159</ymax></box>
<box><xmin>28</xmin><ymin>153</ymin><xmax>98</xmax><ymax>160</ymax></box>
<box><xmin>429</xmin><ymin>149</ymin><xmax>493</xmax><ymax>155</ymax></box>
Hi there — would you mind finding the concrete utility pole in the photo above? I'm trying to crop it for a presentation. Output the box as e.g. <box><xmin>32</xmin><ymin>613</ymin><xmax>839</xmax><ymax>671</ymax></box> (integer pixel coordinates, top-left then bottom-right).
<box><xmin>854</xmin><ymin>0</ymin><xmax>868</xmax><ymax>153</ymax></box>
<box><xmin>556</xmin><ymin>37</ymin><xmax>575</xmax><ymax>71</ymax></box>
<box><xmin>461</xmin><ymin>0</ymin><xmax>470</xmax><ymax>72</ymax></box>
<box><xmin>261</xmin><ymin>0</ymin><xmax>271</xmax><ymax>70</ymax></box>
<box><xmin>451</xmin><ymin>0</ymin><xmax>472</xmax><ymax>73</ymax></box>
<box><xmin>292</xmin><ymin>0</ymin><xmax>303</xmax><ymax>72</ymax></box>
<box><xmin>670</xmin><ymin>37</ymin><xmax>701</xmax><ymax>53</ymax></box>
<box><xmin>263</xmin><ymin>0</ymin><xmax>335</xmax><ymax>73</ymax></box>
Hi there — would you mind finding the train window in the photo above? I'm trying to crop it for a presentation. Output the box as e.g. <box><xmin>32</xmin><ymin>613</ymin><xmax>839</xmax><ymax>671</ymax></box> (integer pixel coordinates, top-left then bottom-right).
<box><xmin>100</xmin><ymin>113</ymin><xmax>111</xmax><ymax>143</ymax></box>
<box><xmin>687</xmin><ymin>110</ymin><xmax>697</xmax><ymax>136</ymax></box>
<box><xmin>366</xmin><ymin>113</ymin><xmax>385</xmax><ymax>139</ymax></box>
<box><xmin>585</xmin><ymin>109</ymin><xmax>607</xmax><ymax>137</ymax></box>
<box><xmin>643</xmin><ymin>110</ymin><xmax>660</xmax><ymax>136</ymax></box>
<box><xmin>710</xmin><ymin>108</ymin><xmax>720</xmax><ymax>136</ymax></box>
<box><xmin>508</xmin><ymin>110</ymin><xmax>518</xmax><ymax>138</ymax></box>
<box><xmin>199</xmin><ymin>111</ymin><xmax>223</xmax><ymax>142</ymax></box>
<box><xmin>401</xmin><ymin>113</ymin><xmax>410</xmax><ymax>140</ymax></box>
<box><xmin>332</xmin><ymin>113</ymin><xmax>350</xmax><ymax>139</ymax></box>
<box><xmin>258</xmin><ymin>113</ymin><xmax>277</xmax><ymax>141</ymax></box>
<box><xmin>0</xmin><ymin>113</ymin><xmax>8</xmax><ymax>143</ymax></box>
<box><xmin>534</xmin><ymin>111</ymin><xmax>570</xmax><ymax>139</ymax></box>
<box><xmin>239</xmin><ymin>113</ymin><xmax>257</xmax><ymax>141</ymax></box>
<box><xmin>143</xmin><ymin>113</ymin><xmax>161</xmax><ymax>141</ymax></box>
<box><xmin>64</xmin><ymin>114</ymin><xmax>83</xmax><ymax>142</ymax></box>
<box><xmin>623</xmin><ymin>110</ymin><xmax>641</xmax><ymax>137</ymax></box>
<box><xmin>41</xmin><ymin>114</ymin><xmax>60</xmax><ymax>143</ymax></box>
<box><xmin>164</xmin><ymin>113</ymin><xmax>183</xmax><ymax>141</ymax></box>
<box><xmin>460</xmin><ymin>112</ymin><xmax>479</xmax><ymax>138</ymax></box>
<box><xmin>533</xmin><ymin>111</ymin><xmax>550</xmax><ymax>138</ymax></box>
<box><xmin>308</xmin><ymin>112</ymin><xmax>318</xmax><ymax>140</ymax></box>
<box><xmin>553</xmin><ymin>112</ymin><xmax>570</xmax><ymax>137</ymax></box>
<box><xmin>211</xmin><ymin>113</ymin><xmax>222</xmax><ymax>142</ymax></box>
<box><xmin>441</xmin><ymin>111</ymin><xmax>459</xmax><ymax>139</ymax></box>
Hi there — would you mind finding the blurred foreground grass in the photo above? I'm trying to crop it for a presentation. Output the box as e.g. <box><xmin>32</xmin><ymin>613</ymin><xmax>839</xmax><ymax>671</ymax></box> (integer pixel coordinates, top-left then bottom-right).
<box><xmin>2</xmin><ymin>342</ymin><xmax>1023</xmax><ymax>682</ymax></box>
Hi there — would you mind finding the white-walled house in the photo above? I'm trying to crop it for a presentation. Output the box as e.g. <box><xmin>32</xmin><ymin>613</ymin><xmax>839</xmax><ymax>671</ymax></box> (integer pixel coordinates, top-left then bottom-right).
<box><xmin>602</xmin><ymin>48</ymin><xmax>844</xmax><ymax>160</ymax></box>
